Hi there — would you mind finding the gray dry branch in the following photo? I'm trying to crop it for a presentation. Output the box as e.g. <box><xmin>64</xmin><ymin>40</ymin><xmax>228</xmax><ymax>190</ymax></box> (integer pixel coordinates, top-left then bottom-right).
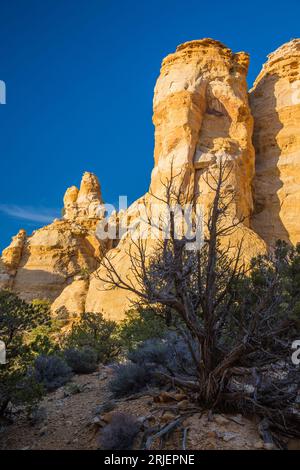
<box><xmin>95</xmin><ymin>158</ymin><xmax>300</xmax><ymax>444</ymax></box>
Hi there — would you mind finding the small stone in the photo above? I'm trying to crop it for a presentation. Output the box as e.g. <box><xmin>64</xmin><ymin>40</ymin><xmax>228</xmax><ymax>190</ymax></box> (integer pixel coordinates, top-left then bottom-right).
<box><xmin>39</xmin><ymin>426</ymin><xmax>47</xmax><ymax>436</ymax></box>
<box><xmin>206</xmin><ymin>442</ymin><xmax>216</xmax><ymax>450</ymax></box>
<box><xmin>230</xmin><ymin>414</ymin><xmax>244</xmax><ymax>425</ymax></box>
<box><xmin>91</xmin><ymin>416</ymin><xmax>101</xmax><ymax>425</ymax></box>
<box><xmin>94</xmin><ymin>400</ymin><xmax>116</xmax><ymax>415</ymax></box>
<box><xmin>222</xmin><ymin>432</ymin><xmax>236</xmax><ymax>442</ymax></box>
<box><xmin>101</xmin><ymin>411</ymin><xmax>115</xmax><ymax>424</ymax></box>
<box><xmin>154</xmin><ymin>391</ymin><xmax>177</xmax><ymax>403</ymax></box>
<box><xmin>263</xmin><ymin>442</ymin><xmax>276</xmax><ymax>450</ymax></box>
<box><xmin>177</xmin><ymin>400</ymin><xmax>190</xmax><ymax>410</ymax></box>
<box><xmin>214</xmin><ymin>414</ymin><xmax>230</xmax><ymax>425</ymax></box>
<box><xmin>254</xmin><ymin>440</ymin><xmax>264</xmax><ymax>449</ymax></box>
<box><xmin>161</xmin><ymin>411</ymin><xmax>177</xmax><ymax>423</ymax></box>
<box><xmin>174</xmin><ymin>393</ymin><xmax>187</xmax><ymax>401</ymax></box>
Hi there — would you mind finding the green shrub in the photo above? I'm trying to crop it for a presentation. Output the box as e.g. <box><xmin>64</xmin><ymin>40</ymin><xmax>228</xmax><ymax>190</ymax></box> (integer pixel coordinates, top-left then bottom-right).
<box><xmin>0</xmin><ymin>366</ymin><xmax>44</xmax><ymax>416</ymax></box>
<box><xmin>118</xmin><ymin>308</ymin><xmax>167</xmax><ymax>351</ymax></box>
<box><xmin>0</xmin><ymin>291</ymin><xmax>49</xmax><ymax>415</ymax></box>
<box><xmin>25</xmin><ymin>322</ymin><xmax>61</xmax><ymax>357</ymax></box>
<box><xmin>64</xmin><ymin>347</ymin><xmax>98</xmax><ymax>374</ymax></box>
<box><xmin>30</xmin><ymin>298</ymin><xmax>51</xmax><ymax>316</ymax></box>
<box><xmin>64</xmin><ymin>312</ymin><xmax>120</xmax><ymax>363</ymax></box>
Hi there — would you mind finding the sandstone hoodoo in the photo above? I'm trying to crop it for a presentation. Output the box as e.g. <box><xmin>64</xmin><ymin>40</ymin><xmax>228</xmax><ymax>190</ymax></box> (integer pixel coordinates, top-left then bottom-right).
<box><xmin>0</xmin><ymin>172</ymin><xmax>107</xmax><ymax>319</ymax></box>
<box><xmin>63</xmin><ymin>171</ymin><xmax>103</xmax><ymax>221</ymax></box>
<box><xmin>1</xmin><ymin>38</ymin><xmax>300</xmax><ymax>321</ymax></box>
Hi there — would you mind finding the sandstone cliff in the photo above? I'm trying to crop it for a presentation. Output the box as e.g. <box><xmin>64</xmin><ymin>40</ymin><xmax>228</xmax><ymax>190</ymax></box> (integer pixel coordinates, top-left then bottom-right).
<box><xmin>1</xmin><ymin>172</ymin><xmax>107</xmax><ymax>319</ymax></box>
<box><xmin>250</xmin><ymin>39</ymin><xmax>300</xmax><ymax>246</ymax></box>
<box><xmin>2</xmin><ymin>38</ymin><xmax>300</xmax><ymax>322</ymax></box>
<box><xmin>152</xmin><ymin>39</ymin><xmax>254</xmax><ymax>219</ymax></box>
<box><xmin>85</xmin><ymin>39</ymin><xmax>266</xmax><ymax>320</ymax></box>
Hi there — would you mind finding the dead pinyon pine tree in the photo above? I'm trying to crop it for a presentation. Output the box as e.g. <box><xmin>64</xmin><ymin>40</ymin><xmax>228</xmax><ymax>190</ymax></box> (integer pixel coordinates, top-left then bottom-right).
<box><xmin>97</xmin><ymin>160</ymin><xmax>300</xmax><ymax>443</ymax></box>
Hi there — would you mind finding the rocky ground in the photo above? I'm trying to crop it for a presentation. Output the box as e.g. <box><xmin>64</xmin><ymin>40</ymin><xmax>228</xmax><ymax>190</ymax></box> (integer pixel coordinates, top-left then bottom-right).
<box><xmin>2</xmin><ymin>365</ymin><xmax>297</xmax><ymax>451</ymax></box>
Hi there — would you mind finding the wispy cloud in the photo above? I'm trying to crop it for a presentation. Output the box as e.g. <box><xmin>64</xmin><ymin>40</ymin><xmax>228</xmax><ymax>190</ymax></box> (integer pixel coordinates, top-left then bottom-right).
<box><xmin>0</xmin><ymin>204</ymin><xmax>61</xmax><ymax>223</ymax></box>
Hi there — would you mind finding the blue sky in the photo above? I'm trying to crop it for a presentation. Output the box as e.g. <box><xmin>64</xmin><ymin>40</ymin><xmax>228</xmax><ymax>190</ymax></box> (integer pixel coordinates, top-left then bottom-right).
<box><xmin>0</xmin><ymin>0</ymin><xmax>299</xmax><ymax>250</ymax></box>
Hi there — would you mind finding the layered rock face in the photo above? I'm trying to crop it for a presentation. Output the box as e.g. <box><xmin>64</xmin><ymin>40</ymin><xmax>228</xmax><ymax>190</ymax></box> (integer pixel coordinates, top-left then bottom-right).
<box><xmin>85</xmin><ymin>39</ymin><xmax>266</xmax><ymax>320</ymax></box>
<box><xmin>0</xmin><ymin>229</ymin><xmax>27</xmax><ymax>290</ymax></box>
<box><xmin>1</xmin><ymin>173</ymin><xmax>106</xmax><ymax>317</ymax></box>
<box><xmin>3</xmin><ymin>38</ymin><xmax>300</xmax><ymax>322</ymax></box>
<box><xmin>63</xmin><ymin>172</ymin><xmax>103</xmax><ymax>221</ymax></box>
<box><xmin>152</xmin><ymin>39</ymin><xmax>254</xmax><ymax>222</ymax></box>
<box><xmin>250</xmin><ymin>39</ymin><xmax>300</xmax><ymax>246</ymax></box>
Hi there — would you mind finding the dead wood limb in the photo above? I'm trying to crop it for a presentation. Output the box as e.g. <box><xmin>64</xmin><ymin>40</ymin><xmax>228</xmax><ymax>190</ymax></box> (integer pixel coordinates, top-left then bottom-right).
<box><xmin>145</xmin><ymin>417</ymin><xmax>182</xmax><ymax>450</ymax></box>
<box><xmin>115</xmin><ymin>391</ymin><xmax>156</xmax><ymax>402</ymax></box>
<box><xmin>258</xmin><ymin>418</ymin><xmax>276</xmax><ymax>449</ymax></box>
<box><xmin>182</xmin><ymin>427</ymin><xmax>189</xmax><ymax>450</ymax></box>
<box><xmin>153</xmin><ymin>371</ymin><xmax>198</xmax><ymax>392</ymax></box>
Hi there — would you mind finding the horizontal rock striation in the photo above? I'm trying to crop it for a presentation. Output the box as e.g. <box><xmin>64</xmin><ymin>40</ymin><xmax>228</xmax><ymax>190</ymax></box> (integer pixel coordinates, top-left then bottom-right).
<box><xmin>1</xmin><ymin>173</ymin><xmax>107</xmax><ymax>318</ymax></box>
<box><xmin>250</xmin><ymin>39</ymin><xmax>300</xmax><ymax>246</ymax></box>
<box><xmin>2</xmin><ymin>38</ymin><xmax>300</xmax><ymax>322</ymax></box>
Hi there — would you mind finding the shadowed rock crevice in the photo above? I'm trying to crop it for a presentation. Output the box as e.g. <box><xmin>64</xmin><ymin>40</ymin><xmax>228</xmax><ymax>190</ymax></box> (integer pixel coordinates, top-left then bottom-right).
<box><xmin>250</xmin><ymin>73</ymin><xmax>289</xmax><ymax>246</ymax></box>
<box><xmin>250</xmin><ymin>39</ymin><xmax>300</xmax><ymax>247</ymax></box>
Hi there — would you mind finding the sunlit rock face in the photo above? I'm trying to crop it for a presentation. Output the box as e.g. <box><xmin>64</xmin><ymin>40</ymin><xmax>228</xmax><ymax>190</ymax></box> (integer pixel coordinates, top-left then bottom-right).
<box><xmin>1</xmin><ymin>229</ymin><xmax>27</xmax><ymax>276</ymax></box>
<box><xmin>63</xmin><ymin>172</ymin><xmax>103</xmax><ymax>221</ymax></box>
<box><xmin>250</xmin><ymin>39</ymin><xmax>300</xmax><ymax>246</ymax></box>
<box><xmin>50</xmin><ymin>278</ymin><xmax>89</xmax><ymax>321</ymax></box>
<box><xmin>85</xmin><ymin>39</ymin><xmax>266</xmax><ymax>321</ymax></box>
<box><xmin>0</xmin><ymin>173</ymin><xmax>106</xmax><ymax>309</ymax></box>
<box><xmin>3</xmin><ymin>38</ymin><xmax>300</xmax><ymax>322</ymax></box>
<box><xmin>151</xmin><ymin>39</ymin><xmax>255</xmax><ymax>224</ymax></box>
<box><xmin>0</xmin><ymin>229</ymin><xmax>27</xmax><ymax>291</ymax></box>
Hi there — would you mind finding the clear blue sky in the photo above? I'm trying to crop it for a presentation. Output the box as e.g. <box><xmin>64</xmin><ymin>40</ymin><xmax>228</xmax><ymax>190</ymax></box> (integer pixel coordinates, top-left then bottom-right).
<box><xmin>0</xmin><ymin>0</ymin><xmax>299</xmax><ymax>250</ymax></box>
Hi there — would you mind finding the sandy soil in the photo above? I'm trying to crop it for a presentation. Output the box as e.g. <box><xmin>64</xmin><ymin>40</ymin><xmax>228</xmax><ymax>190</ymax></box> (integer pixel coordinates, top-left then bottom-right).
<box><xmin>1</xmin><ymin>366</ymin><xmax>296</xmax><ymax>450</ymax></box>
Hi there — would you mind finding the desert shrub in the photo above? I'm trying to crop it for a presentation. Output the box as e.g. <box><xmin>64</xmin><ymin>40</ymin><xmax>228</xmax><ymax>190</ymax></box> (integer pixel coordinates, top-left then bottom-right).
<box><xmin>64</xmin><ymin>312</ymin><xmax>120</xmax><ymax>363</ymax></box>
<box><xmin>0</xmin><ymin>291</ymin><xmax>49</xmax><ymax>415</ymax></box>
<box><xmin>109</xmin><ymin>362</ymin><xmax>154</xmax><ymax>398</ymax></box>
<box><xmin>248</xmin><ymin>240</ymin><xmax>300</xmax><ymax>330</ymax></box>
<box><xmin>118</xmin><ymin>308</ymin><xmax>167</xmax><ymax>351</ymax></box>
<box><xmin>218</xmin><ymin>240</ymin><xmax>300</xmax><ymax>354</ymax></box>
<box><xmin>109</xmin><ymin>333</ymin><xmax>197</xmax><ymax>398</ymax></box>
<box><xmin>25</xmin><ymin>320</ymin><xmax>62</xmax><ymax>357</ymax></box>
<box><xmin>128</xmin><ymin>338</ymin><xmax>169</xmax><ymax>367</ymax></box>
<box><xmin>63</xmin><ymin>382</ymin><xmax>84</xmax><ymax>396</ymax></box>
<box><xmin>0</xmin><ymin>368</ymin><xmax>44</xmax><ymax>416</ymax></box>
<box><xmin>33</xmin><ymin>355</ymin><xmax>72</xmax><ymax>391</ymax></box>
<box><xmin>163</xmin><ymin>332</ymin><xmax>198</xmax><ymax>375</ymax></box>
<box><xmin>64</xmin><ymin>347</ymin><xmax>98</xmax><ymax>374</ymax></box>
<box><xmin>28</xmin><ymin>405</ymin><xmax>47</xmax><ymax>426</ymax></box>
<box><xmin>30</xmin><ymin>299</ymin><xmax>51</xmax><ymax>317</ymax></box>
<box><xmin>128</xmin><ymin>333</ymin><xmax>197</xmax><ymax>375</ymax></box>
<box><xmin>99</xmin><ymin>412</ymin><xmax>140</xmax><ymax>450</ymax></box>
